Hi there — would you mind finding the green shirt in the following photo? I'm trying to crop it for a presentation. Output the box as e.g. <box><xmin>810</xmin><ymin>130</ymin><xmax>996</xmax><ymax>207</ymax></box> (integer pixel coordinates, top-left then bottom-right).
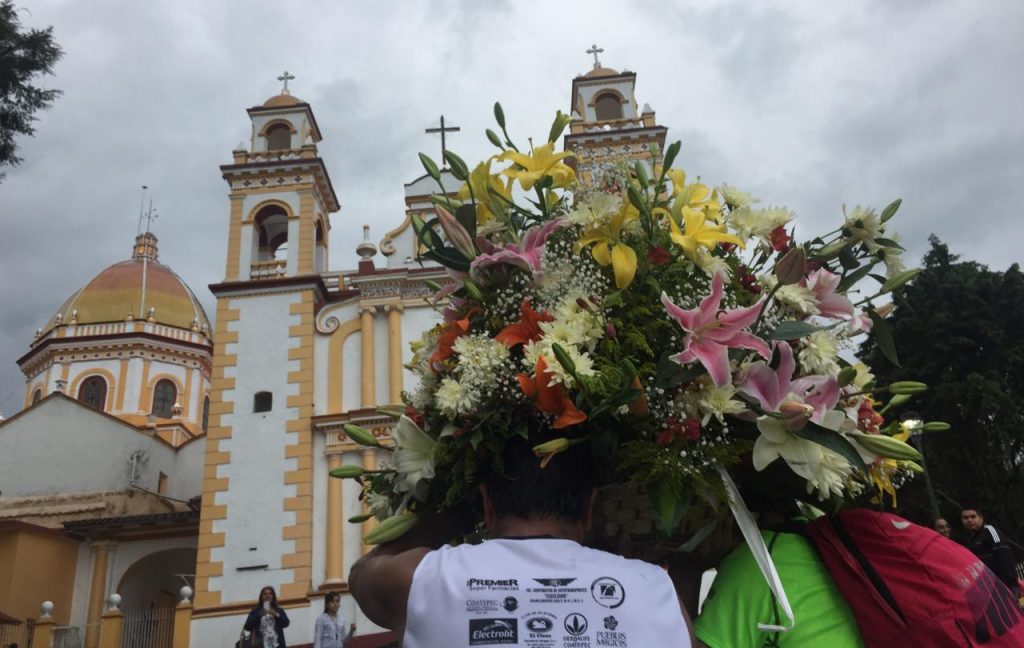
<box><xmin>696</xmin><ymin>530</ymin><xmax>864</xmax><ymax>648</ymax></box>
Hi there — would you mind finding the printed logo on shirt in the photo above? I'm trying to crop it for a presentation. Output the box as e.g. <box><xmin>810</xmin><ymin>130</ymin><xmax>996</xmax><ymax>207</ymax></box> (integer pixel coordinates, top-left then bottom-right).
<box><xmin>596</xmin><ymin>630</ymin><xmax>629</xmax><ymax>647</ymax></box>
<box><xmin>467</xmin><ymin>578</ymin><xmax>520</xmax><ymax>591</ymax></box>
<box><xmin>590</xmin><ymin>577</ymin><xmax>625</xmax><ymax>608</ymax></box>
<box><xmin>466</xmin><ymin>599</ymin><xmax>500</xmax><ymax>614</ymax></box>
<box><xmin>502</xmin><ymin>596</ymin><xmax>519</xmax><ymax>612</ymax></box>
<box><xmin>533</xmin><ymin>578</ymin><xmax>576</xmax><ymax>587</ymax></box>
<box><xmin>468</xmin><ymin>618</ymin><xmax>518</xmax><ymax>645</ymax></box>
<box><xmin>564</xmin><ymin>612</ymin><xmax>589</xmax><ymax>635</ymax></box>
<box><xmin>522</xmin><ymin>611</ymin><xmax>559</xmax><ymax>648</ymax></box>
<box><xmin>524</xmin><ymin>614</ymin><xmax>555</xmax><ymax>634</ymax></box>
<box><xmin>603</xmin><ymin>616</ymin><xmax>618</xmax><ymax>631</ymax></box>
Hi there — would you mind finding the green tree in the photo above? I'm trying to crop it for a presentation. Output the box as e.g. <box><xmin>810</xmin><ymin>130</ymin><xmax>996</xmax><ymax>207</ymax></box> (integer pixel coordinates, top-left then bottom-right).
<box><xmin>0</xmin><ymin>0</ymin><xmax>62</xmax><ymax>176</ymax></box>
<box><xmin>861</xmin><ymin>236</ymin><xmax>1024</xmax><ymax>545</ymax></box>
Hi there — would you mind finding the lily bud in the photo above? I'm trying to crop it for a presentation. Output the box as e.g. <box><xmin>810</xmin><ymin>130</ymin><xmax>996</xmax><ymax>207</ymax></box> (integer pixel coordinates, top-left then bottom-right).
<box><xmin>848</xmin><ymin>432</ymin><xmax>922</xmax><ymax>461</ymax></box>
<box><xmin>533</xmin><ymin>438</ymin><xmax>570</xmax><ymax>469</ymax></box>
<box><xmin>343</xmin><ymin>424</ymin><xmax>380</xmax><ymax>447</ymax></box>
<box><xmin>903</xmin><ymin>460</ymin><xmax>925</xmax><ymax>474</ymax></box>
<box><xmin>774</xmin><ymin>247</ymin><xmax>807</xmax><ymax>285</ymax></box>
<box><xmin>837</xmin><ymin>366</ymin><xmax>858</xmax><ymax>387</ymax></box>
<box><xmin>348</xmin><ymin>512</ymin><xmax>374</xmax><ymax>524</ymax></box>
<box><xmin>779</xmin><ymin>400</ymin><xmax>814</xmax><ymax>432</ymax></box>
<box><xmin>329</xmin><ymin>465</ymin><xmax>365</xmax><ymax>479</ymax></box>
<box><xmin>923</xmin><ymin>421</ymin><xmax>951</xmax><ymax>432</ymax></box>
<box><xmin>815</xmin><ymin>239</ymin><xmax>850</xmax><ymax>260</ymax></box>
<box><xmin>462</xmin><ymin>279</ymin><xmax>484</xmax><ymax>301</ymax></box>
<box><xmin>424</xmin><ymin>279</ymin><xmax>442</xmax><ymax>292</ymax></box>
<box><xmin>551</xmin><ymin>343</ymin><xmax>577</xmax><ymax>379</ymax></box>
<box><xmin>889</xmin><ymin>381</ymin><xmax>928</xmax><ymax>395</ymax></box>
<box><xmin>881</xmin><ymin>269</ymin><xmax>921</xmax><ymax>294</ymax></box>
<box><xmin>887</xmin><ymin>394</ymin><xmax>912</xmax><ymax>407</ymax></box>
<box><xmin>435</xmin><ymin>206</ymin><xmax>477</xmax><ymax>260</ymax></box>
<box><xmin>364</xmin><ymin>512</ymin><xmax>419</xmax><ymax>545</ymax></box>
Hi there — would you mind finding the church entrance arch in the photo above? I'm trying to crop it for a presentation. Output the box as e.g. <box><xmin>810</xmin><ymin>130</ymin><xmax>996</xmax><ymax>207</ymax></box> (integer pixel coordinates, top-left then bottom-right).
<box><xmin>116</xmin><ymin>547</ymin><xmax>195</xmax><ymax>611</ymax></box>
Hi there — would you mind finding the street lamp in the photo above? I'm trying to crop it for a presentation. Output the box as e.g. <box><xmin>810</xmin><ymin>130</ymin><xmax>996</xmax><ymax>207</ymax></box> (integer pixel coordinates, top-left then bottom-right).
<box><xmin>902</xmin><ymin>412</ymin><xmax>941</xmax><ymax>523</ymax></box>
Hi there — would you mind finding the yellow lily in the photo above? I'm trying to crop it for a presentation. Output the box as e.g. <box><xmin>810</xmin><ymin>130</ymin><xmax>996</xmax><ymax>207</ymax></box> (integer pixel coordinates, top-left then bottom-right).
<box><xmin>578</xmin><ymin>207</ymin><xmax>639</xmax><ymax>289</ymax></box>
<box><xmin>458</xmin><ymin>159</ymin><xmax>512</xmax><ymax>223</ymax></box>
<box><xmin>668</xmin><ymin>208</ymin><xmax>745</xmax><ymax>261</ymax></box>
<box><xmin>499</xmin><ymin>143</ymin><xmax>575</xmax><ymax>191</ymax></box>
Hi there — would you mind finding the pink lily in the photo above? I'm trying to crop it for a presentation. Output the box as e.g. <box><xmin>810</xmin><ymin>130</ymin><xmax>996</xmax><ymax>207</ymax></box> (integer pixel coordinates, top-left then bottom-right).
<box><xmin>469</xmin><ymin>218</ymin><xmax>567</xmax><ymax>281</ymax></box>
<box><xmin>738</xmin><ymin>342</ymin><xmax>840</xmax><ymax>424</ymax></box>
<box><xmin>803</xmin><ymin>269</ymin><xmax>854</xmax><ymax>319</ymax></box>
<box><xmin>660</xmin><ymin>272</ymin><xmax>770</xmax><ymax>387</ymax></box>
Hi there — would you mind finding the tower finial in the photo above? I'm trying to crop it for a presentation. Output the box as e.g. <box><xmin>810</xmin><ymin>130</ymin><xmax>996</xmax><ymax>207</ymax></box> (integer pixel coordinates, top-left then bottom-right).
<box><xmin>586</xmin><ymin>43</ymin><xmax>605</xmax><ymax>69</ymax></box>
<box><xmin>425</xmin><ymin>116</ymin><xmax>461</xmax><ymax>168</ymax></box>
<box><xmin>277</xmin><ymin>70</ymin><xmax>296</xmax><ymax>95</ymax></box>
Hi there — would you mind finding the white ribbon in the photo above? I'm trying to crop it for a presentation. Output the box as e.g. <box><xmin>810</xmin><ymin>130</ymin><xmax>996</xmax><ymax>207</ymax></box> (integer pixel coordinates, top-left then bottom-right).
<box><xmin>716</xmin><ymin>464</ymin><xmax>795</xmax><ymax>633</ymax></box>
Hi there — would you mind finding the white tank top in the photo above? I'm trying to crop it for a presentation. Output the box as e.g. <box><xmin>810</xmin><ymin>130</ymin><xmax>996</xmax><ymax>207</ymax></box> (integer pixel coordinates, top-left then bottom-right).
<box><xmin>404</xmin><ymin>537</ymin><xmax>692</xmax><ymax>647</ymax></box>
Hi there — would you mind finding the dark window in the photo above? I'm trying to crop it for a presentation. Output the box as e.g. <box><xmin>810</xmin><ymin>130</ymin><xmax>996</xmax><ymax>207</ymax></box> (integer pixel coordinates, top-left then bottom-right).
<box><xmin>152</xmin><ymin>379</ymin><xmax>177</xmax><ymax>418</ymax></box>
<box><xmin>31</xmin><ymin>389</ymin><xmax>42</xmax><ymax>404</ymax></box>
<box><xmin>202</xmin><ymin>396</ymin><xmax>210</xmax><ymax>432</ymax></box>
<box><xmin>78</xmin><ymin>376</ymin><xmax>107</xmax><ymax>411</ymax></box>
<box><xmin>254</xmin><ymin>391</ymin><xmax>273</xmax><ymax>413</ymax></box>
<box><xmin>594</xmin><ymin>93</ymin><xmax>623</xmax><ymax>121</ymax></box>
<box><xmin>266</xmin><ymin>124</ymin><xmax>291</xmax><ymax>150</ymax></box>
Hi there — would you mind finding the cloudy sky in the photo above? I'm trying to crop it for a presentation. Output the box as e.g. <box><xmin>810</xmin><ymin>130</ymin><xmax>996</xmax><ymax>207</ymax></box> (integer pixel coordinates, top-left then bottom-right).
<box><xmin>1</xmin><ymin>0</ymin><xmax>1022</xmax><ymax>415</ymax></box>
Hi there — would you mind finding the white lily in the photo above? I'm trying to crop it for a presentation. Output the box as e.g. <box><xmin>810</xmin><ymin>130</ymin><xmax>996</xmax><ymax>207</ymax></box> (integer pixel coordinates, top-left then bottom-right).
<box><xmin>752</xmin><ymin>412</ymin><xmax>857</xmax><ymax>500</ymax></box>
<box><xmin>392</xmin><ymin>415</ymin><xmax>436</xmax><ymax>501</ymax></box>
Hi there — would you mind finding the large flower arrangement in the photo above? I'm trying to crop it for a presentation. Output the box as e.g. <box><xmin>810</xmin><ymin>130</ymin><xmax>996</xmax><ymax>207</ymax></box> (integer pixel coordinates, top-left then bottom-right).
<box><xmin>337</xmin><ymin>105</ymin><xmax>942</xmax><ymax>545</ymax></box>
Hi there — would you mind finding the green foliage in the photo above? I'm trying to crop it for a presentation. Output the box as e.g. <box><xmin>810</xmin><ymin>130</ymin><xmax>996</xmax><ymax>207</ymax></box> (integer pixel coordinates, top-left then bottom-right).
<box><xmin>860</xmin><ymin>236</ymin><xmax>1024</xmax><ymax>543</ymax></box>
<box><xmin>0</xmin><ymin>1</ymin><xmax>62</xmax><ymax>175</ymax></box>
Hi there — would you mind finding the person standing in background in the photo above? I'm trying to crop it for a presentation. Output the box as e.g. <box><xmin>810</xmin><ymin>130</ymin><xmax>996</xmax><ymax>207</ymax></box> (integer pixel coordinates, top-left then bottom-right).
<box><xmin>313</xmin><ymin>591</ymin><xmax>355</xmax><ymax>648</ymax></box>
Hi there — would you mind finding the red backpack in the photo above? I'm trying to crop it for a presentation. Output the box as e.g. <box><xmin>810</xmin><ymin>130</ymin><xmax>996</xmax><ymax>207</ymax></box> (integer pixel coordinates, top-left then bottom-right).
<box><xmin>806</xmin><ymin>509</ymin><xmax>1024</xmax><ymax>647</ymax></box>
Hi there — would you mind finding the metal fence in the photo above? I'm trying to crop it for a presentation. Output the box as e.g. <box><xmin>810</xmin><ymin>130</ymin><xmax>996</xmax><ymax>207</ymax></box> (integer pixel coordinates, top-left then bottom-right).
<box><xmin>121</xmin><ymin>608</ymin><xmax>174</xmax><ymax>648</ymax></box>
<box><xmin>0</xmin><ymin>620</ymin><xmax>31</xmax><ymax>647</ymax></box>
<box><xmin>54</xmin><ymin>625</ymin><xmax>84</xmax><ymax>648</ymax></box>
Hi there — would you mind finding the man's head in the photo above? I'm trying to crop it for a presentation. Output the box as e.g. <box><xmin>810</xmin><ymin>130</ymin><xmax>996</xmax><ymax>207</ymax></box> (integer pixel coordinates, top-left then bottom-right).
<box><xmin>480</xmin><ymin>430</ymin><xmax>596</xmax><ymax>537</ymax></box>
<box><xmin>961</xmin><ymin>508</ymin><xmax>985</xmax><ymax>532</ymax></box>
<box><xmin>934</xmin><ymin>517</ymin><xmax>951</xmax><ymax>538</ymax></box>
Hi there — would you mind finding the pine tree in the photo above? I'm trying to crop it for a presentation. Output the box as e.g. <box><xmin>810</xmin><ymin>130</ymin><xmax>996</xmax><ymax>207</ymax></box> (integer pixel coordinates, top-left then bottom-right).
<box><xmin>0</xmin><ymin>0</ymin><xmax>62</xmax><ymax>177</ymax></box>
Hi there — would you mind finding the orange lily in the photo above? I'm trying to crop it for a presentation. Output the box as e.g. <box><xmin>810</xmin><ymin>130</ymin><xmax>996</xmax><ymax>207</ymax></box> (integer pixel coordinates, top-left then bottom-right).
<box><xmin>496</xmin><ymin>300</ymin><xmax>553</xmax><ymax>347</ymax></box>
<box><xmin>430</xmin><ymin>317</ymin><xmax>470</xmax><ymax>367</ymax></box>
<box><xmin>517</xmin><ymin>356</ymin><xmax>587</xmax><ymax>429</ymax></box>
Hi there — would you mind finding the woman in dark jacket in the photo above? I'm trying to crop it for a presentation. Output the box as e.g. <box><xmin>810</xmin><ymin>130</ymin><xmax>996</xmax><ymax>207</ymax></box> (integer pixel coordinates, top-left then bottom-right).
<box><xmin>241</xmin><ymin>586</ymin><xmax>290</xmax><ymax>648</ymax></box>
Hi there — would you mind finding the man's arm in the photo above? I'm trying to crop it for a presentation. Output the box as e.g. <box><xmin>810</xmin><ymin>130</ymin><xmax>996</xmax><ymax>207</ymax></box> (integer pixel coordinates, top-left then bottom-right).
<box><xmin>348</xmin><ymin>511</ymin><xmax>465</xmax><ymax>635</ymax></box>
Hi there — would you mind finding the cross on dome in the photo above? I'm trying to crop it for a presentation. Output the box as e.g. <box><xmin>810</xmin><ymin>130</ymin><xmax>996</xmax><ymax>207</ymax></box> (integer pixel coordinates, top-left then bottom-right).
<box><xmin>426</xmin><ymin>115</ymin><xmax>461</xmax><ymax>167</ymax></box>
<box><xmin>277</xmin><ymin>70</ymin><xmax>295</xmax><ymax>94</ymax></box>
<box><xmin>586</xmin><ymin>43</ymin><xmax>604</xmax><ymax>69</ymax></box>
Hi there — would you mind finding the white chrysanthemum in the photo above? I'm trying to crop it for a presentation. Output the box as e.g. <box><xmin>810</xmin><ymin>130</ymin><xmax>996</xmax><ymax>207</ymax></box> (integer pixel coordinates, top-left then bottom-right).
<box><xmin>553</xmin><ymin>294</ymin><xmax>604</xmax><ymax>347</ymax></box>
<box><xmin>729</xmin><ymin>205</ymin><xmax>793</xmax><ymax>239</ymax></box>
<box><xmin>522</xmin><ymin>340</ymin><xmax>596</xmax><ymax>387</ymax></box>
<box><xmin>568</xmin><ymin>192</ymin><xmax>622</xmax><ymax>227</ymax></box>
<box><xmin>539</xmin><ymin>318</ymin><xmax>589</xmax><ymax>349</ymax></box>
<box><xmin>718</xmin><ymin>183</ymin><xmax>758</xmax><ymax>209</ymax></box>
<box><xmin>695</xmin><ymin>380</ymin><xmax>746</xmax><ymax>424</ymax></box>
<box><xmin>693</xmin><ymin>247</ymin><xmax>733</xmax><ymax>279</ymax></box>
<box><xmin>365</xmin><ymin>491</ymin><xmax>393</xmax><ymax>520</ymax></box>
<box><xmin>407</xmin><ymin>372</ymin><xmax>437</xmax><ymax>410</ymax></box>
<box><xmin>435</xmin><ymin>377</ymin><xmax>477</xmax><ymax>417</ymax></box>
<box><xmin>845</xmin><ymin>206</ymin><xmax>883</xmax><ymax>247</ymax></box>
<box><xmin>799</xmin><ymin>330</ymin><xmax>841</xmax><ymax>375</ymax></box>
<box><xmin>774</xmin><ymin>283</ymin><xmax>819</xmax><ymax>315</ymax></box>
<box><xmin>453</xmin><ymin>334</ymin><xmax>509</xmax><ymax>385</ymax></box>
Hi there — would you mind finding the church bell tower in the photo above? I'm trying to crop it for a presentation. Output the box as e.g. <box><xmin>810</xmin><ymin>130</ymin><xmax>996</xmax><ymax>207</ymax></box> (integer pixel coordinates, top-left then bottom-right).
<box><xmin>192</xmin><ymin>73</ymin><xmax>340</xmax><ymax>628</ymax></box>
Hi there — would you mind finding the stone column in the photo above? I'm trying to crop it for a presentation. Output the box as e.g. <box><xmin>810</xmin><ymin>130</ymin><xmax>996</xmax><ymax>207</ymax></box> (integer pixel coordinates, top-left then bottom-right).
<box><xmin>85</xmin><ymin>542</ymin><xmax>114</xmax><ymax>648</ymax></box>
<box><xmin>360</xmin><ymin>306</ymin><xmax>377</xmax><ymax>408</ymax></box>
<box><xmin>324</xmin><ymin>453</ymin><xmax>345</xmax><ymax>585</ymax></box>
<box><xmin>386</xmin><ymin>304</ymin><xmax>404</xmax><ymax>404</ymax></box>
<box><xmin>98</xmin><ymin>595</ymin><xmax>123</xmax><ymax>648</ymax></box>
<box><xmin>172</xmin><ymin>586</ymin><xmax>193</xmax><ymax>648</ymax></box>
<box><xmin>361</xmin><ymin>448</ymin><xmax>378</xmax><ymax>554</ymax></box>
<box><xmin>32</xmin><ymin>601</ymin><xmax>57</xmax><ymax>648</ymax></box>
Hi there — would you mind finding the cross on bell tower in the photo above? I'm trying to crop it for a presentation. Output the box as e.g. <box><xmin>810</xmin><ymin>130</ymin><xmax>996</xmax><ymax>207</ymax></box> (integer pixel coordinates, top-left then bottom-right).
<box><xmin>425</xmin><ymin>115</ymin><xmax>461</xmax><ymax>167</ymax></box>
<box><xmin>586</xmin><ymin>43</ymin><xmax>604</xmax><ymax>69</ymax></box>
<box><xmin>277</xmin><ymin>70</ymin><xmax>295</xmax><ymax>94</ymax></box>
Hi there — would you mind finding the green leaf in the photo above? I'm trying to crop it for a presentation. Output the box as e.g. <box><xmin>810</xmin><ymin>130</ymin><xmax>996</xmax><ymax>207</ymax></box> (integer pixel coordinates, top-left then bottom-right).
<box><xmin>769</xmin><ymin>320</ymin><xmax>827</xmax><ymax>340</ymax></box>
<box><xmin>607</xmin><ymin>388</ymin><xmax>644</xmax><ymax>408</ymax></box>
<box><xmin>875</xmin><ymin>238</ymin><xmax>906</xmax><ymax>251</ymax></box>
<box><xmin>794</xmin><ymin>421</ymin><xmax>868</xmax><ymax>469</ymax></box>
<box><xmin>648</xmin><ymin>481</ymin><xmax>691</xmax><ymax>540</ymax></box>
<box><xmin>880</xmin><ymin>198</ymin><xmax>902</xmax><ymax>223</ymax></box>
<box><xmin>454</xmin><ymin>203</ymin><xmax>477</xmax><ymax>238</ymax></box>
<box><xmin>424</xmin><ymin>247</ymin><xmax>471</xmax><ymax>272</ymax></box>
<box><xmin>443</xmin><ymin>150</ymin><xmax>470</xmax><ymax>181</ymax></box>
<box><xmin>654</xmin><ymin>352</ymin><xmax>706</xmax><ymax>390</ymax></box>
<box><xmin>839</xmin><ymin>247</ymin><xmax>858</xmax><ymax>270</ymax></box>
<box><xmin>418</xmin><ymin>153</ymin><xmax>441</xmax><ymax>182</ymax></box>
<box><xmin>868</xmin><ymin>310</ymin><xmax>900</xmax><ymax>366</ymax></box>
<box><xmin>836</xmin><ymin>263</ymin><xmax>876</xmax><ymax>293</ymax></box>
<box><xmin>603</xmin><ymin>290</ymin><xmax>625</xmax><ymax>309</ymax></box>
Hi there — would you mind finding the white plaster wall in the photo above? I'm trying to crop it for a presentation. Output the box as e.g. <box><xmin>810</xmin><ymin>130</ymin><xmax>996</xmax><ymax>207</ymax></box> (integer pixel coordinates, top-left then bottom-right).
<box><xmin>341</xmin><ymin>334</ymin><xmax>361</xmax><ymax>412</ymax></box>
<box><xmin>241</xmin><ymin>222</ymin><xmax>255</xmax><ymax>272</ymax></box>
<box><xmin>123</xmin><ymin>357</ymin><xmax>145</xmax><ymax>413</ymax></box>
<box><xmin>287</xmin><ymin>218</ymin><xmax>300</xmax><ymax>275</ymax></box>
<box><xmin>66</xmin><ymin>359</ymin><xmax>120</xmax><ymax>398</ymax></box>
<box><xmin>143</xmin><ymin>360</ymin><xmax>189</xmax><ymax>406</ymax></box>
<box><xmin>313</xmin><ymin>334</ymin><xmax>329</xmax><ymax>417</ymax></box>
<box><xmin>0</xmin><ymin>397</ymin><xmax>181</xmax><ymax>496</ymax></box>
<box><xmin>108</xmin><ymin>536</ymin><xmax>198</xmax><ymax>601</ymax></box>
<box><xmin>250</xmin><ymin>114</ymin><xmax>299</xmax><ymax>152</ymax></box>
<box><xmin>168</xmin><ymin>437</ymin><xmax>205</xmax><ymax>501</ymax></box>
<box><xmin>208</xmin><ymin>292</ymin><xmax>302</xmax><ymax>603</ymax></box>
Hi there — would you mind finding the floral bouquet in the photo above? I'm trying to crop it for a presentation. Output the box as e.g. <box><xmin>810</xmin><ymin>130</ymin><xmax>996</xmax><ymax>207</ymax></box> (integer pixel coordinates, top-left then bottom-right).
<box><xmin>334</xmin><ymin>104</ymin><xmax>944</xmax><ymax>547</ymax></box>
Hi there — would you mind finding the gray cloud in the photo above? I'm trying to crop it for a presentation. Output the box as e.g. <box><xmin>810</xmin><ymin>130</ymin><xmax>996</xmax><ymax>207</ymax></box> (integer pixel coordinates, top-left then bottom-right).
<box><xmin>1</xmin><ymin>0</ymin><xmax>1022</xmax><ymax>413</ymax></box>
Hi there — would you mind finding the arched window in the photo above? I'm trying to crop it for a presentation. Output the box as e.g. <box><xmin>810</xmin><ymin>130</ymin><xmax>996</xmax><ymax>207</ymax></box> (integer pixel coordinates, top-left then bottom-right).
<box><xmin>254</xmin><ymin>391</ymin><xmax>273</xmax><ymax>413</ymax></box>
<box><xmin>78</xmin><ymin>376</ymin><xmax>107</xmax><ymax>411</ymax></box>
<box><xmin>266</xmin><ymin>123</ymin><xmax>291</xmax><ymax>150</ymax></box>
<box><xmin>152</xmin><ymin>379</ymin><xmax>177</xmax><ymax>418</ymax></box>
<box><xmin>253</xmin><ymin>204</ymin><xmax>289</xmax><ymax>263</ymax></box>
<box><xmin>31</xmin><ymin>389</ymin><xmax>43</xmax><ymax>404</ymax></box>
<box><xmin>201</xmin><ymin>396</ymin><xmax>210</xmax><ymax>432</ymax></box>
<box><xmin>594</xmin><ymin>93</ymin><xmax>624</xmax><ymax>121</ymax></box>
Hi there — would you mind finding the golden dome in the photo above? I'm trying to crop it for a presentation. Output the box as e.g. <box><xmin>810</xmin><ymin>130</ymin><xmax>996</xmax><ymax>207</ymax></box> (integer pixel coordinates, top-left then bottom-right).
<box><xmin>263</xmin><ymin>92</ymin><xmax>303</xmax><ymax>108</ymax></box>
<box><xmin>583</xmin><ymin>66</ymin><xmax>620</xmax><ymax>78</ymax></box>
<box><xmin>39</xmin><ymin>234</ymin><xmax>211</xmax><ymax>338</ymax></box>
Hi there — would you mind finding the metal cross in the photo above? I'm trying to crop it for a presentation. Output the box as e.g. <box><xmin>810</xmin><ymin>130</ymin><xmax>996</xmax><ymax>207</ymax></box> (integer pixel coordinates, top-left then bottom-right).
<box><xmin>587</xmin><ymin>43</ymin><xmax>604</xmax><ymax>69</ymax></box>
<box><xmin>277</xmin><ymin>71</ymin><xmax>295</xmax><ymax>93</ymax></box>
<box><xmin>425</xmin><ymin>115</ymin><xmax>461</xmax><ymax>166</ymax></box>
